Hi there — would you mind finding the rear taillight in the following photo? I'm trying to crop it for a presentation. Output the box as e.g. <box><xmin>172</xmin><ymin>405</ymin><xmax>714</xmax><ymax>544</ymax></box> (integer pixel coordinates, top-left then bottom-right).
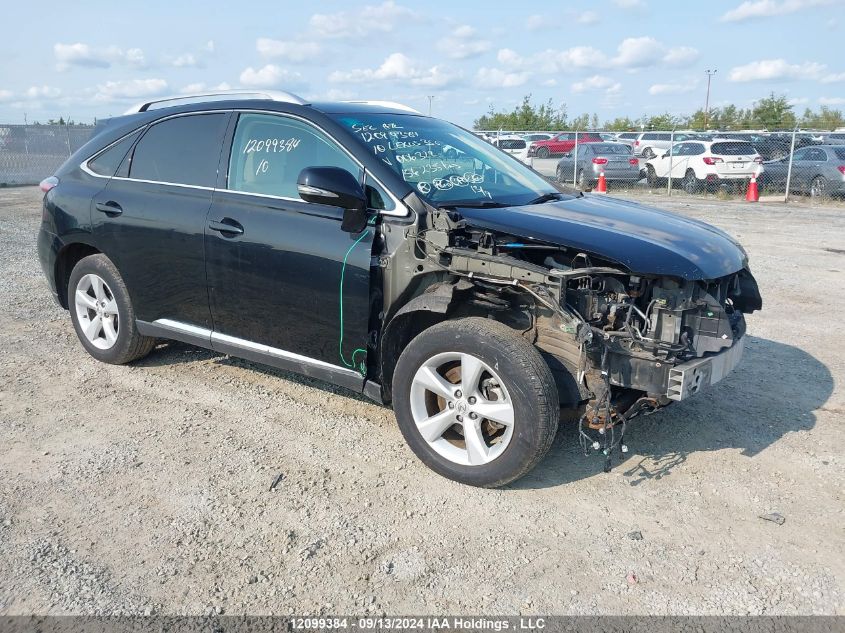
<box><xmin>634</xmin><ymin>140</ymin><xmax>640</xmax><ymax>146</ymax></box>
<box><xmin>753</xmin><ymin>156</ymin><xmax>763</xmax><ymax>164</ymax></box>
<box><xmin>703</xmin><ymin>157</ymin><xmax>724</xmax><ymax>165</ymax></box>
<box><xmin>629</xmin><ymin>158</ymin><xmax>639</xmax><ymax>165</ymax></box>
<box><xmin>837</xmin><ymin>166</ymin><xmax>845</xmax><ymax>175</ymax></box>
<box><xmin>39</xmin><ymin>176</ymin><xmax>59</xmax><ymax>193</ymax></box>
<box><xmin>592</xmin><ymin>157</ymin><xmax>608</xmax><ymax>165</ymax></box>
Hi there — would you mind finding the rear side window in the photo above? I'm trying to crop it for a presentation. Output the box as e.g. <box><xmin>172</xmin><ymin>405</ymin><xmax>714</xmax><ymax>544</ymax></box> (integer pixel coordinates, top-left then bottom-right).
<box><xmin>227</xmin><ymin>113</ymin><xmax>360</xmax><ymax>199</ymax></box>
<box><xmin>711</xmin><ymin>142</ymin><xmax>757</xmax><ymax>156</ymax></box>
<box><xmin>805</xmin><ymin>148</ymin><xmax>828</xmax><ymax>161</ymax></box>
<box><xmin>834</xmin><ymin>148</ymin><xmax>845</xmax><ymax>160</ymax></box>
<box><xmin>87</xmin><ymin>130</ymin><xmax>141</xmax><ymax>177</ymax></box>
<box><xmin>498</xmin><ymin>139</ymin><xmax>526</xmax><ymax>149</ymax></box>
<box><xmin>129</xmin><ymin>114</ymin><xmax>229</xmax><ymax>187</ymax></box>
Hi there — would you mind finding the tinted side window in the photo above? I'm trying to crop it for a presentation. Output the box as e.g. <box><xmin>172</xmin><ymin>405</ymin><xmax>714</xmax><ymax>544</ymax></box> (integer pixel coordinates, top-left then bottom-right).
<box><xmin>87</xmin><ymin>130</ymin><xmax>141</xmax><ymax>176</ymax></box>
<box><xmin>792</xmin><ymin>148</ymin><xmax>809</xmax><ymax>161</ymax></box>
<box><xmin>688</xmin><ymin>143</ymin><xmax>706</xmax><ymax>155</ymax></box>
<box><xmin>228</xmin><ymin>114</ymin><xmax>360</xmax><ymax>198</ymax></box>
<box><xmin>129</xmin><ymin>114</ymin><xmax>228</xmax><ymax>187</ymax></box>
<box><xmin>806</xmin><ymin>148</ymin><xmax>827</xmax><ymax>161</ymax></box>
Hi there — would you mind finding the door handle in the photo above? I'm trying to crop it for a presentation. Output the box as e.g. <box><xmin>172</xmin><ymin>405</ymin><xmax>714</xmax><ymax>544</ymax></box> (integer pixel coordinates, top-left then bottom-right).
<box><xmin>208</xmin><ymin>218</ymin><xmax>244</xmax><ymax>235</ymax></box>
<box><xmin>95</xmin><ymin>201</ymin><xmax>122</xmax><ymax>215</ymax></box>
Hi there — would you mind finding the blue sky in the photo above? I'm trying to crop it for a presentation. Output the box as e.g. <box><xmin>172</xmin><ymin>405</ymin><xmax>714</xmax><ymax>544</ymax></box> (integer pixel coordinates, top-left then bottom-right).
<box><xmin>1</xmin><ymin>0</ymin><xmax>843</xmax><ymax>127</ymax></box>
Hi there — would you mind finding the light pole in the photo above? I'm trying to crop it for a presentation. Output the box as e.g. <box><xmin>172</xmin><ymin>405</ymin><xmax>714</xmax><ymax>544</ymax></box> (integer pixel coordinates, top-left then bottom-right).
<box><xmin>427</xmin><ymin>95</ymin><xmax>435</xmax><ymax>116</ymax></box>
<box><xmin>703</xmin><ymin>69</ymin><xmax>717</xmax><ymax>129</ymax></box>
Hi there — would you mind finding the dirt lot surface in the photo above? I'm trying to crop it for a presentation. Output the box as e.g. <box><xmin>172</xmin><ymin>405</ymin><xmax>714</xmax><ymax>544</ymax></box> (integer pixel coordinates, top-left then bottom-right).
<box><xmin>0</xmin><ymin>186</ymin><xmax>842</xmax><ymax>616</ymax></box>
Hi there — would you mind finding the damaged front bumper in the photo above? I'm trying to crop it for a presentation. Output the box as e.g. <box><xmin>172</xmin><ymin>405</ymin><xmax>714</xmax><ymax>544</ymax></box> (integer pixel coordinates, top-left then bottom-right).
<box><xmin>666</xmin><ymin>335</ymin><xmax>745</xmax><ymax>401</ymax></box>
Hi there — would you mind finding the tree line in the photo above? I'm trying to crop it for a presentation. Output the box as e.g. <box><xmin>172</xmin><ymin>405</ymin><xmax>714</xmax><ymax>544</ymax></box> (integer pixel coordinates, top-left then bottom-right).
<box><xmin>473</xmin><ymin>93</ymin><xmax>845</xmax><ymax>132</ymax></box>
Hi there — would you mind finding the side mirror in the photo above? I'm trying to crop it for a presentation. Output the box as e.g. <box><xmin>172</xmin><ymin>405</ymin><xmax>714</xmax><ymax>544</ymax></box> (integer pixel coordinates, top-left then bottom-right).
<box><xmin>563</xmin><ymin>152</ymin><xmax>572</xmax><ymax>158</ymax></box>
<box><xmin>662</xmin><ymin>152</ymin><xmax>670</xmax><ymax>158</ymax></box>
<box><xmin>297</xmin><ymin>167</ymin><xmax>368</xmax><ymax>233</ymax></box>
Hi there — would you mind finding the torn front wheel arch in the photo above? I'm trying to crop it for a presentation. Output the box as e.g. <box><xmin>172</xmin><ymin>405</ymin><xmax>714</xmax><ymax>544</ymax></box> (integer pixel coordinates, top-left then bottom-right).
<box><xmin>378</xmin><ymin>281</ymin><xmax>461</xmax><ymax>404</ymax></box>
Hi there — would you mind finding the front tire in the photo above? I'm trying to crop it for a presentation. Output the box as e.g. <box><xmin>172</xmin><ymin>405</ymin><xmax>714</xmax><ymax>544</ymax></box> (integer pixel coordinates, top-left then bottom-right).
<box><xmin>682</xmin><ymin>169</ymin><xmax>701</xmax><ymax>194</ymax></box>
<box><xmin>810</xmin><ymin>175</ymin><xmax>828</xmax><ymax>199</ymax></box>
<box><xmin>68</xmin><ymin>254</ymin><xmax>156</xmax><ymax>365</ymax></box>
<box><xmin>392</xmin><ymin>318</ymin><xmax>559</xmax><ymax>487</ymax></box>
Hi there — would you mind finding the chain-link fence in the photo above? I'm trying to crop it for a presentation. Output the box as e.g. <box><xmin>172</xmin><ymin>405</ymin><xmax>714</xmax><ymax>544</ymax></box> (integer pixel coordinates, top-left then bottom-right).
<box><xmin>0</xmin><ymin>124</ymin><xmax>95</xmax><ymax>186</ymax></box>
<box><xmin>477</xmin><ymin>127</ymin><xmax>845</xmax><ymax>205</ymax></box>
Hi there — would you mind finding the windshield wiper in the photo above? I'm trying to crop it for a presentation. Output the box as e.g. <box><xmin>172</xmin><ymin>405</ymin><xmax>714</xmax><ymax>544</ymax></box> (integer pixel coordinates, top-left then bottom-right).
<box><xmin>524</xmin><ymin>192</ymin><xmax>567</xmax><ymax>205</ymax></box>
<box><xmin>436</xmin><ymin>200</ymin><xmax>513</xmax><ymax>209</ymax></box>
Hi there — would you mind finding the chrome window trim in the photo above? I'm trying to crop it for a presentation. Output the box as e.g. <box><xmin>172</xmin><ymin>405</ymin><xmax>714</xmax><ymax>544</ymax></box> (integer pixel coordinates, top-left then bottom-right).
<box><xmin>78</xmin><ymin>108</ymin><xmax>410</xmax><ymax>217</ymax></box>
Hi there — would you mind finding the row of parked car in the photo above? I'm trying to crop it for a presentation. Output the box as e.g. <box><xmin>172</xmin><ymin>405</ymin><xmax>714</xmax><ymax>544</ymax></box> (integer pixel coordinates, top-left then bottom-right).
<box><xmin>481</xmin><ymin>130</ymin><xmax>845</xmax><ymax>197</ymax></box>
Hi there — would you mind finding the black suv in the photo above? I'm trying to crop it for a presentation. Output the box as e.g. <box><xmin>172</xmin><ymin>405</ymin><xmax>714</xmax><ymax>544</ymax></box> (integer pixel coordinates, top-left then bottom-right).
<box><xmin>37</xmin><ymin>91</ymin><xmax>762</xmax><ymax>487</ymax></box>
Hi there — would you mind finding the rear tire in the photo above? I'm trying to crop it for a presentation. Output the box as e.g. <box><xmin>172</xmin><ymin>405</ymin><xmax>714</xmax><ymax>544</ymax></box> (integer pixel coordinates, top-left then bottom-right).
<box><xmin>392</xmin><ymin>318</ymin><xmax>559</xmax><ymax>488</ymax></box>
<box><xmin>537</xmin><ymin>146</ymin><xmax>550</xmax><ymax>159</ymax></box>
<box><xmin>682</xmin><ymin>169</ymin><xmax>701</xmax><ymax>194</ymax></box>
<box><xmin>577</xmin><ymin>168</ymin><xmax>589</xmax><ymax>190</ymax></box>
<box><xmin>646</xmin><ymin>165</ymin><xmax>659</xmax><ymax>187</ymax></box>
<box><xmin>68</xmin><ymin>254</ymin><xmax>156</xmax><ymax>365</ymax></box>
<box><xmin>810</xmin><ymin>175</ymin><xmax>828</xmax><ymax>199</ymax></box>
<box><xmin>641</xmin><ymin>147</ymin><xmax>655</xmax><ymax>159</ymax></box>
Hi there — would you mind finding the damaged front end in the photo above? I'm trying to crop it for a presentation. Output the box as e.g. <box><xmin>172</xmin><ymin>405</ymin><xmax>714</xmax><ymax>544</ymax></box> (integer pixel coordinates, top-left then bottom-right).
<box><xmin>401</xmin><ymin>203</ymin><xmax>762</xmax><ymax>469</ymax></box>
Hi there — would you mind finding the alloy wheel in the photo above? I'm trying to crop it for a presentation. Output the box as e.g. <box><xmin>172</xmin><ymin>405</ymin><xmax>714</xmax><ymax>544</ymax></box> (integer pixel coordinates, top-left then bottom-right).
<box><xmin>409</xmin><ymin>352</ymin><xmax>515</xmax><ymax>466</ymax></box>
<box><xmin>74</xmin><ymin>273</ymin><xmax>119</xmax><ymax>350</ymax></box>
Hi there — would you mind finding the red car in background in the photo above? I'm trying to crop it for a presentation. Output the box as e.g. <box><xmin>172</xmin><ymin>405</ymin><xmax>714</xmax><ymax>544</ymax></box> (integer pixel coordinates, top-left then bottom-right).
<box><xmin>527</xmin><ymin>132</ymin><xmax>604</xmax><ymax>158</ymax></box>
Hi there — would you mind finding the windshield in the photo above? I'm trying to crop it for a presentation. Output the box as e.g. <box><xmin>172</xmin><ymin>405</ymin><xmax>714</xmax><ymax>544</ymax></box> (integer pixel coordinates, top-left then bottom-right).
<box><xmin>332</xmin><ymin>113</ymin><xmax>559</xmax><ymax>207</ymax></box>
<box><xmin>591</xmin><ymin>143</ymin><xmax>632</xmax><ymax>155</ymax></box>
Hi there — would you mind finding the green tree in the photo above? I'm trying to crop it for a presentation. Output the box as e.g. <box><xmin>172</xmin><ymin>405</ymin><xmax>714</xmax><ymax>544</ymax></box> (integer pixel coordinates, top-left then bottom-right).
<box><xmin>473</xmin><ymin>94</ymin><xmax>568</xmax><ymax>130</ymax></box>
<box><xmin>603</xmin><ymin>117</ymin><xmax>636</xmax><ymax>131</ymax></box>
<box><xmin>800</xmin><ymin>106</ymin><xmax>844</xmax><ymax>130</ymax></box>
<box><xmin>751</xmin><ymin>93</ymin><xmax>795</xmax><ymax>129</ymax></box>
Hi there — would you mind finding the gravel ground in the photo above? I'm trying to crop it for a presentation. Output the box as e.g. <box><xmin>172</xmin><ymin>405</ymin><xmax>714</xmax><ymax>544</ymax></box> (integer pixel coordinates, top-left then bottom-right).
<box><xmin>0</xmin><ymin>185</ymin><xmax>842</xmax><ymax>616</ymax></box>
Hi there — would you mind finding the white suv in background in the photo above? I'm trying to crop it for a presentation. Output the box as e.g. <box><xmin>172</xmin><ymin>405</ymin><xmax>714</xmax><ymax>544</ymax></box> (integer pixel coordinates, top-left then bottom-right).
<box><xmin>492</xmin><ymin>135</ymin><xmax>530</xmax><ymax>164</ymax></box>
<box><xmin>644</xmin><ymin>139</ymin><xmax>764</xmax><ymax>192</ymax></box>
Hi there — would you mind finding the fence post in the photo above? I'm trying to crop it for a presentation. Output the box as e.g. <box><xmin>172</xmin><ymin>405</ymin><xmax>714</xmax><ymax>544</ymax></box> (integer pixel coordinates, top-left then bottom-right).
<box><xmin>572</xmin><ymin>129</ymin><xmax>579</xmax><ymax>187</ymax></box>
<box><xmin>666</xmin><ymin>128</ymin><xmax>675</xmax><ymax>196</ymax></box>
<box><xmin>783</xmin><ymin>127</ymin><xmax>797</xmax><ymax>202</ymax></box>
<box><xmin>64</xmin><ymin>122</ymin><xmax>72</xmax><ymax>156</ymax></box>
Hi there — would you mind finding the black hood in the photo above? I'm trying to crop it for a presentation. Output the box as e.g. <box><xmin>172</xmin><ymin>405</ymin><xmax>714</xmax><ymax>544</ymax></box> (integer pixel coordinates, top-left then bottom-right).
<box><xmin>456</xmin><ymin>194</ymin><xmax>748</xmax><ymax>280</ymax></box>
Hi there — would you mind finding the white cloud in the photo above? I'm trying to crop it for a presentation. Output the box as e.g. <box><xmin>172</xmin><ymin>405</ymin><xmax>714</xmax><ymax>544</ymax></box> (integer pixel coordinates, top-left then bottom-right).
<box><xmin>25</xmin><ymin>85</ymin><xmax>62</xmax><ymax>99</ymax></box>
<box><xmin>525</xmin><ymin>14</ymin><xmax>547</xmax><ymax>30</ymax></box>
<box><xmin>721</xmin><ymin>0</ymin><xmax>836</xmax><ymax>23</ymax></box>
<box><xmin>664</xmin><ymin>46</ymin><xmax>700</xmax><ymax>67</ymax></box>
<box><xmin>309</xmin><ymin>1</ymin><xmax>416</xmax><ymax>38</ymax></box>
<box><xmin>728</xmin><ymin>58</ymin><xmax>826</xmax><ymax>81</ymax></box>
<box><xmin>571</xmin><ymin>75</ymin><xmax>615</xmax><ymax>93</ymax></box>
<box><xmin>496</xmin><ymin>38</ymin><xmax>698</xmax><ymax>74</ymax></box>
<box><xmin>819</xmin><ymin>96</ymin><xmax>845</xmax><ymax>105</ymax></box>
<box><xmin>648</xmin><ymin>82</ymin><xmax>697</xmax><ymax>95</ymax></box>
<box><xmin>542</xmin><ymin>78</ymin><xmax>558</xmax><ymax>87</ymax></box>
<box><xmin>613</xmin><ymin>0</ymin><xmax>646</xmax><ymax>9</ymax></box>
<box><xmin>170</xmin><ymin>53</ymin><xmax>199</xmax><ymax>68</ymax></box>
<box><xmin>54</xmin><ymin>42</ymin><xmax>147</xmax><ymax>70</ymax></box>
<box><xmin>577</xmin><ymin>11</ymin><xmax>601</xmax><ymax>24</ymax></box>
<box><xmin>0</xmin><ymin>90</ymin><xmax>15</xmax><ymax>103</ymax></box>
<box><xmin>239</xmin><ymin>64</ymin><xmax>303</xmax><ymax>89</ymax></box>
<box><xmin>788</xmin><ymin>96</ymin><xmax>809</xmax><ymax>105</ymax></box>
<box><xmin>475</xmin><ymin>67</ymin><xmax>530</xmax><ymax>88</ymax></box>
<box><xmin>94</xmin><ymin>79</ymin><xmax>168</xmax><ymax>102</ymax></box>
<box><xmin>436</xmin><ymin>25</ymin><xmax>491</xmax><ymax>60</ymax></box>
<box><xmin>329</xmin><ymin>53</ymin><xmax>461</xmax><ymax>88</ymax></box>
<box><xmin>821</xmin><ymin>71</ymin><xmax>845</xmax><ymax>83</ymax></box>
<box><xmin>256</xmin><ymin>38</ymin><xmax>322</xmax><ymax>62</ymax></box>
<box><xmin>179</xmin><ymin>82</ymin><xmax>206</xmax><ymax>94</ymax></box>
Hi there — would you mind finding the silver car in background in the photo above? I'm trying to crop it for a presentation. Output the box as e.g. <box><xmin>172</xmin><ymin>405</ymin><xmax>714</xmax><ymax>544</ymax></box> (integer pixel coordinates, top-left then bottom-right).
<box><xmin>555</xmin><ymin>142</ymin><xmax>642</xmax><ymax>189</ymax></box>
<box><xmin>759</xmin><ymin>145</ymin><xmax>845</xmax><ymax>198</ymax></box>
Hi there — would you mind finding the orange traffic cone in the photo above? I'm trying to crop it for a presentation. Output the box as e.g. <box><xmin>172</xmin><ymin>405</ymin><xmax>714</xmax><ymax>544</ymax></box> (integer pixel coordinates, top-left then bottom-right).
<box><xmin>745</xmin><ymin>174</ymin><xmax>759</xmax><ymax>202</ymax></box>
<box><xmin>596</xmin><ymin>171</ymin><xmax>607</xmax><ymax>193</ymax></box>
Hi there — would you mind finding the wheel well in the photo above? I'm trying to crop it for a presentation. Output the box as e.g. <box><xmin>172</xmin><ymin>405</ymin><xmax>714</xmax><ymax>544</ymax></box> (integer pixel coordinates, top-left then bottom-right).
<box><xmin>379</xmin><ymin>310</ymin><xmax>449</xmax><ymax>403</ymax></box>
<box><xmin>55</xmin><ymin>243</ymin><xmax>100</xmax><ymax>309</ymax></box>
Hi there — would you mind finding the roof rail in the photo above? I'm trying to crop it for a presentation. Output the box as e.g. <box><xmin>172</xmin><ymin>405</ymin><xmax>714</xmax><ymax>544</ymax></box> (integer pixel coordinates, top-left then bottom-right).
<box><xmin>123</xmin><ymin>90</ymin><xmax>309</xmax><ymax>115</ymax></box>
<box><xmin>341</xmin><ymin>100</ymin><xmax>421</xmax><ymax>114</ymax></box>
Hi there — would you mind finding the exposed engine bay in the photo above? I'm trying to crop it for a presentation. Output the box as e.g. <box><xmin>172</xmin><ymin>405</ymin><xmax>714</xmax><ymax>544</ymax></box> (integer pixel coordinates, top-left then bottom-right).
<box><xmin>382</xmin><ymin>203</ymin><xmax>763</xmax><ymax>471</ymax></box>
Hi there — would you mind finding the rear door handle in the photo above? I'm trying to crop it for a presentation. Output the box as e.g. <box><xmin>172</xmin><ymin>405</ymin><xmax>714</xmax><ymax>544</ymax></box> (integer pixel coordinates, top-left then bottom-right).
<box><xmin>95</xmin><ymin>201</ymin><xmax>122</xmax><ymax>215</ymax></box>
<box><xmin>208</xmin><ymin>218</ymin><xmax>244</xmax><ymax>235</ymax></box>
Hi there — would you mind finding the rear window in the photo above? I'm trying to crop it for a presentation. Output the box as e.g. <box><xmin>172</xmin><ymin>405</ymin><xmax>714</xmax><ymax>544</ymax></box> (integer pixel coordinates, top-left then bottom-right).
<box><xmin>618</xmin><ymin>133</ymin><xmax>638</xmax><ymax>140</ymax></box>
<box><xmin>831</xmin><ymin>134</ymin><xmax>845</xmax><ymax>140</ymax></box>
<box><xmin>87</xmin><ymin>130</ymin><xmax>141</xmax><ymax>177</ymax></box>
<box><xmin>129</xmin><ymin>113</ymin><xmax>229</xmax><ymax>187</ymax></box>
<box><xmin>833</xmin><ymin>148</ymin><xmax>845</xmax><ymax>160</ymax></box>
<box><xmin>498</xmin><ymin>139</ymin><xmax>527</xmax><ymax>150</ymax></box>
<box><xmin>590</xmin><ymin>144</ymin><xmax>631</xmax><ymax>155</ymax></box>
<box><xmin>711</xmin><ymin>142</ymin><xmax>757</xmax><ymax>156</ymax></box>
